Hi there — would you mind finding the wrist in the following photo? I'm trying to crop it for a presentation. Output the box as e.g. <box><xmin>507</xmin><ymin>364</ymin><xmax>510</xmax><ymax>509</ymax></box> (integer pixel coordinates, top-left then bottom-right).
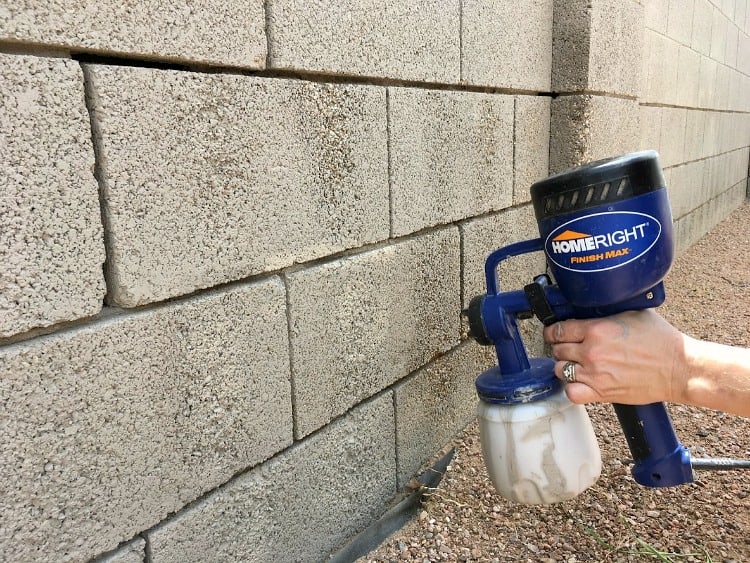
<box><xmin>671</xmin><ymin>333</ymin><xmax>704</xmax><ymax>406</ymax></box>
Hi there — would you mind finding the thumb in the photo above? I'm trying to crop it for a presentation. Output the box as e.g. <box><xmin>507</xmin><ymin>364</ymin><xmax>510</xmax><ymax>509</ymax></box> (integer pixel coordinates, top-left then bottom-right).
<box><xmin>564</xmin><ymin>382</ymin><xmax>601</xmax><ymax>404</ymax></box>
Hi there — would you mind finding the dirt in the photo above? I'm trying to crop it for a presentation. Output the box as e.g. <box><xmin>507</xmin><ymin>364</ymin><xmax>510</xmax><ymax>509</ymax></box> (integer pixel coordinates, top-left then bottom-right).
<box><xmin>358</xmin><ymin>200</ymin><xmax>750</xmax><ymax>563</ymax></box>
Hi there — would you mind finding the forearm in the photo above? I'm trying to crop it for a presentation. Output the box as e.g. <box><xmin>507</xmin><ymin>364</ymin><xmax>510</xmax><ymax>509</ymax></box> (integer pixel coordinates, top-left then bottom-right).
<box><xmin>676</xmin><ymin>335</ymin><xmax>750</xmax><ymax>417</ymax></box>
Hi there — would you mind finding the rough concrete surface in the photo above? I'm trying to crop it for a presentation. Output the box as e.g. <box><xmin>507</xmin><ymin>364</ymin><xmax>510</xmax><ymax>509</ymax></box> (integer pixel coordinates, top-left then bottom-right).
<box><xmin>0</xmin><ymin>54</ymin><xmax>105</xmax><ymax>338</ymax></box>
<box><xmin>388</xmin><ymin>88</ymin><xmax>513</xmax><ymax>237</ymax></box>
<box><xmin>461</xmin><ymin>0</ymin><xmax>553</xmax><ymax>91</ymax></box>
<box><xmin>267</xmin><ymin>0</ymin><xmax>459</xmax><ymax>82</ymax></box>
<box><xmin>550</xmin><ymin>95</ymin><xmax>640</xmax><ymax>173</ymax></box>
<box><xmin>147</xmin><ymin>394</ymin><xmax>397</xmax><ymax>563</ymax></box>
<box><xmin>0</xmin><ymin>0</ymin><xmax>267</xmax><ymax>69</ymax></box>
<box><xmin>587</xmin><ymin>0</ymin><xmax>642</xmax><ymax>97</ymax></box>
<box><xmin>287</xmin><ymin>228</ymin><xmax>461</xmax><ymax>438</ymax></box>
<box><xmin>513</xmin><ymin>96</ymin><xmax>551</xmax><ymax>205</ymax></box>
<box><xmin>86</xmin><ymin>64</ymin><xmax>388</xmax><ymax>307</ymax></box>
<box><xmin>0</xmin><ymin>279</ymin><xmax>292</xmax><ymax>562</ymax></box>
<box><xmin>393</xmin><ymin>342</ymin><xmax>496</xmax><ymax>488</ymax></box>
<box><xmin>95</xmin><ymin>538</ymin><xmax>145</xmax><ymax>563</ymax></box>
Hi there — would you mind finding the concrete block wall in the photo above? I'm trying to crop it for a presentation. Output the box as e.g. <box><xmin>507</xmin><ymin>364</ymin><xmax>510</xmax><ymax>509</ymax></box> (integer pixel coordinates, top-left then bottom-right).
<box><xmin>1</xmin><ymin>2</ymin><xmax>748</xmax><ymax>562</ymax></box>
<box><xmin>640</xmin><ymin>0</ymin><xmax>750</xmax><ymax>251</ymax></box>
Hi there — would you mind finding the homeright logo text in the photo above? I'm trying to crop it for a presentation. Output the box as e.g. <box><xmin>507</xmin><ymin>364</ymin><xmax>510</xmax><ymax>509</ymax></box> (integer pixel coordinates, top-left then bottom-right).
<box><xmin>550</xmin><ymin>223</ymin><xmax>649</xmax><ymax>255</ymax></box>
<box><xmin>545</xmin><ymin>211</ymin><xmax>662</xmax><ymax>273</ymax></box>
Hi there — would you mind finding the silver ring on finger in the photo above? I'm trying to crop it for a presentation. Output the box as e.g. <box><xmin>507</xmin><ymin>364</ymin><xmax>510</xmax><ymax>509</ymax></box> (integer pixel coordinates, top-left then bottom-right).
<box><xmin>562</xmin><ymin>361</ymin><xmax>577</xmax><ymax>383</ymax></box>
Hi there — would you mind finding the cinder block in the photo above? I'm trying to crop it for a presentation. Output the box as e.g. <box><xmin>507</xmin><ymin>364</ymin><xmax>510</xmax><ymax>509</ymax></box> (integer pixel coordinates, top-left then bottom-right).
<box><xmin>684</xmin><ymin>109</ymin><xmax>707</xmax><ymax>162</ymax></box>
<box><xmin>0</xmin><ymin>1</ymin><xmax>266</xmax><ymax>69</ymax></box>
<box><xmin>0</xmin><ymin>279</ymin><xmax>292</xmax><ymax>562</ymax></box>
<box><xmin>658</xmin><ymin>107</ymin><xmax>687</xmax><ymax>168</ymax></box>
<box><xmin>96</xmin><ymin>538</ymin><xmax>146</xmax><ymax>563</ymax></box>
<box><xmin>710</xmin><ymin>8</ymin><xmax>729</xmax><ymax>63</ymax></box>
<box><xmin>514</xmin><ymin>96</ymin><xmax>551</xmax><ymax>205</ymax></box>
<box><xmin>87</xmin><ymin>65</ymin><xmax>389</xmax><ymax>307</ymax></box>
<box><xmin>714</xmin><ymin>63</ymin><xmax>732</xmax><ymax>111</ymax></box>
<box><xmin>725</xmin><ymin>20</ymin><xmax>739</xmax><ymax>67</ymax></box>
<box><xmin>697</xmin><ymin>55</ymin><xmax>718</xmax><ymax>108</ymax></box>
<box><xmin>667</xmin><ymin>0</ymin><xmax>695</xmax><ymax>46</ymax></box>
<box><xmin>645</xmin><ymin>0</ymin><xmax>669</xmax><ymax>33</ymax></box>
<box><xmin>0</xmin><ymin>54</ymin><xmax>105</xmax><ymax>338</ymax></box>
<box><xmin>388</xmin><ymin>88</ymin><xmax>513</xmax><ymax>236</ymax></box>
<box><xmin>675</xmin><ymin>45</ymin><xmax>701</xmax><ymax>108</ymax></box>
<box><xmin>267</xmin><ymin>0</ymin><xmax>459</xmax><ymax>82</ymax></box>
<box><xmin>729</xmin><ymin>68</ymin><xmax>745</xmax><ymax>111</ymax></box>
<box><xmin>587</xmin><ymin>0</ymin><xmax>643</xmax><ymax>97</ymax></box>
<box><xmin>692</xmin><ymin>0</ymin><xmax>714</xmax><ymax>55</ymax></box>
<box><xmin>287</xmin><ymin>228</ymin><xmax>460</xmax><ymax>438</ymax></box>
<box><xmin>550</xmin><ymin>95</ymin><xmax>640</xmax><ymax>173</ymax></box>
<box><xmin>393</xmin><ymin>342</ymin><xmax>495</xmax><ymax>487</ymax></box>
<box><xmin>462</xmin><ymin>0</ymin><xmax>553</xmax><ymax>90</ymax></box>
<box><xmin>641</xmin><ymin>31</ymin><xmax>680</xmax><ymax>104</ymax></box>
<box><xmin>638</xmin><ymin>105</ymin><xmax>663</xmax><ymax>153</ymax></box>
<box><xmin>702</xmin><ymin>111</ymin><xmax>721</xmax><ymax>157</ymax></box>
<box><xmin>461</xmin><ymin>205</ymin><xmax>545</xmax><ymax>308</ymax></box>
<box><xmin>673</xmin><ymin>183</ymin><xmax>747</xmax><ymax>253</ymax></box>
<box><xmin>667</xmin><ymin>161</ymin><xmax>704</xmax><ymax>219</ymax></box>
<box><xmin>147</xmin><ymin>394</ymin><xmax>396</xmax><ymax>563</ymax></box>
<box><xmin>739</xmin><ymin>32</ymin><xmax>750</xmax><ymax>76</ymax></box>
<box><xmin>553</xmin><ymin>0</ymin><xmax>642</xmax><ymax>97</ymax></box>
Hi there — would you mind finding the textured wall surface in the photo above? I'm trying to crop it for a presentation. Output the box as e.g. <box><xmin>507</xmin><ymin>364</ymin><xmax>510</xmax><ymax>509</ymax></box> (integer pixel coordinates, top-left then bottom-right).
<box><xmin>639</xmin><ymin>0</ymin><xmax>750</xmax><ymax>250</ymax></box>
<box><xmin>0</xmin><ymin>54</ymin><xmax>105</xmax><ymax>337</ymax></box>
<box><xmin>1</xmin><ymin>1</ymin><xmax>748</xmax><ymax>561</ymax></box>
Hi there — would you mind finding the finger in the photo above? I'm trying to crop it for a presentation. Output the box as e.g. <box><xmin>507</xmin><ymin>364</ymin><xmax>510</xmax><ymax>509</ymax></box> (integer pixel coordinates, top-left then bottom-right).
<box><xmin>550</xmin><ymin>343</ymin><xmax>583</xmax><ymax>363</ymax></box>
<box><xmin>563</xmin><ymin>382</ymin><xmax>600</xmax><ymax>404</ymax></box>
<box><xmin>554</xmin><ymin>360</ymin><xmax>587</xmax><ymax>385</ymax></box>
<box><xmin>544</xmin><ymin>319</ymin><xmax>587</xmax><ymax>344</ymax></box>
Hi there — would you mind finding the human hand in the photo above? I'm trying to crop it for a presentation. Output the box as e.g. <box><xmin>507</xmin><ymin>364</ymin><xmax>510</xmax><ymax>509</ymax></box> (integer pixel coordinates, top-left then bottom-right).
<box><xmin>542</xmin><ymin>309</ymin><xmax>686</xmax><ymax>406</ymax></box>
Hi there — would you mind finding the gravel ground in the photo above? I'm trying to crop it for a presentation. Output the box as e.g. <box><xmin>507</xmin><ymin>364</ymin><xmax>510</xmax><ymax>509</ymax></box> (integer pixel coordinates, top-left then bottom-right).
<box><xmin>358</xmin><ymin>200</ymin><xmax>750</xmax><ymax>563</ymax></box>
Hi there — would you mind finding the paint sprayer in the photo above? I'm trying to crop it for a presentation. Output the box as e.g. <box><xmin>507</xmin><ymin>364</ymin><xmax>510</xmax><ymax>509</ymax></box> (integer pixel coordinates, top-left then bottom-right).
<box><xmin>463</xmin><ymin>151</ymin><xmax>750</xmax><ymax>504</ymax></box>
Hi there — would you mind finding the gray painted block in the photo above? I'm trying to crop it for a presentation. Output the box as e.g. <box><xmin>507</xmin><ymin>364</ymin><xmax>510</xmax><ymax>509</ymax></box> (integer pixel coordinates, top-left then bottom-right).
<box><xmin>676</xmin><ymin>45</ymin><xmax>701</xmax><ymax>108</ymax></box>
<box><xmin>645</xmin><ymin>0</ymin><xmax>669</xmax><ymax>33</ymax></box>
<box><xmin>87</xmin><ymin>65</ymin><xmax>389</xmax><ymax>307</ymax></box>
<box><xmin>725</xmin><ymin>19</ymin><xmax>739</xmax><ymax>67</ymax></box>
<box><xmin>96</xmin><ymin>538</ymin><xmax>146</xmax><ymax>563</ymax></box>
<box><xmin>697</xmin><ymin>55</ymin><xmax>718</xmax><ymax>109</ymax></box>
<box><xmin>692</xmin><ymin>0</ymin><xmax>714</xmax><ymax>55</ymax></box>
<box><xmin>550</xmin><ymin>95</ymin><xmax>640</xmax><ymax>173</ymax></box>
<box><xmin>638</xmin><ymin>105</ymin><xmax>662</xmax><ymax>153</ymax></box>
<box><xmin>683</xmin><ymin>109</ymin><xmax>707</xmax><ymax>162</ymax></box>
<box><xmin>0</xmin><ymin>1</ymin><xmax>266</xmax><ymax>69</ymax></box>
<box><xmin>553</xmin><ymin>0</ymin><xmax>642</xmax><ymax>97</ymax></box>
<box><xmin>462</xmin><ymin>0</ymin><xmax>553</xmax><ymax>90</ymax></box>
<box><xmin>587</xmin><ymin>0</ymin><xmax>643</xmax><ymax>97</ymax></box>
<box><xmin>267</xmin><ymin>0</ymin><xmax>459</xmax><ymax>82</ymax></box>
<box><xmin>667</xmin><ymin>0</ymin><xmax>695</xmax><ymax>47</ymax></box>
<box><xmin>658</xmin><ymin>107</ymin><xmax>687</xmax><ymax>168</ymax></box>
<box><xmin>673</xmin><ymin>183</ymin><xmax>747</xmax><ymax>254</ymax></box>
<box><xmin>389</xmin><ymin>88</ymin><xmax>513</xmax><ymax>237</ymax></box>
<box><xmin>394</xmin><ymin>342</ymin><xmax>496</xmax><ymax>487</ymax></box>
<box><xmin>0</xmin><ymin>279</ymin><xmax>292</xmax><ymax>562</ymax></box>
<box><xmin>287</xmin><ymin>228</ymin><xmax>460</xmax><ymax>438</ymax></box>
<box><xmin>0</xmin><ymin>54</ymin><xmax>105</xmax><ymax>338</ymax></box>
<box><xmin>514</xmin><ymin>96</ymin><xmax>551</xmax><ymax>205</ymax></box>
<box><xmin>667</xmin><ymin>161</ymin><xmax>704</xmax><ymax>219</ymax></box>
<box><xmin>461</xmin><ymin>205</ymin><xmax>544</xmax><ymax>308</ymax></box>
<box><xmin>739</xmin><ymin>33</ymin><xmax>750</xmax><ymax>76</ymax></box>
<box><xmin>641</xmin><ymin>30</ymin><xmax>680</xmax><ymax>104</ymax></box>
<box><xmin>710</xmin><ymin>8</ymin><xmax>729</xmax><ymax>63</ymax></box>
<box><xmin>147</xmin><ymin>394</ymin><xmax>396</xmax><ymax>563</ymax></box>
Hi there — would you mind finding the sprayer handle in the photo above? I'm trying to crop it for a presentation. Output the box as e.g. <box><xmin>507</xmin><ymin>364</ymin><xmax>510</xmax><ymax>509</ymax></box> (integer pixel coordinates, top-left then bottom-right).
<box><xmin>613</xmin><ymin>403</ymin><xmax>693</xmax><ymax>487</ymax></box>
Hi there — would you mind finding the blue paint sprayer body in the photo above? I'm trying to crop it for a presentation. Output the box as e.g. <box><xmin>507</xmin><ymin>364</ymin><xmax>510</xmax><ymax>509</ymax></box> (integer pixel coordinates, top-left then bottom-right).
<box><xmin>465</xmin><ymin>152</ymin><xmax>695</xmax><ymax>499</ymax></box>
